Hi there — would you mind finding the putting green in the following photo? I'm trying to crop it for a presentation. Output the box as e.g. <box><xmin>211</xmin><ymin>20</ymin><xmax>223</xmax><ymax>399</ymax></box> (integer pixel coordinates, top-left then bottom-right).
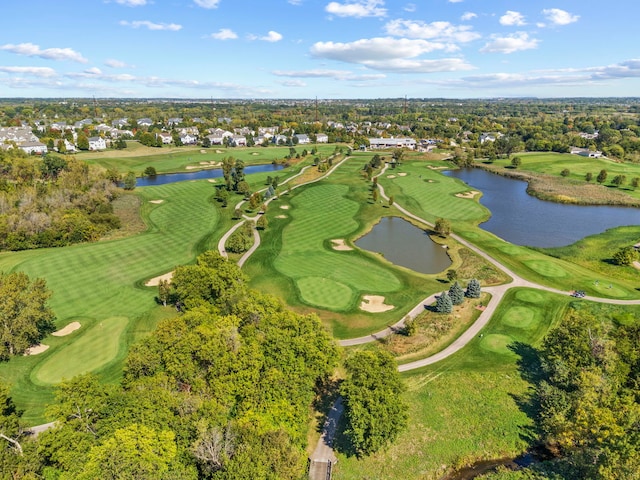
<box><xmin>33</xmin><ymin>316</ymin><xmax>129</xmax><ymax>385</ymax></box>
<box><xmin>500</xmin><ymin>245</ymin><xmax>522</xmax><ymax>256</ymax></box>
<box><xmin>480</xmin><ymin>334</ymin><xmax>515</xmax><ymax>355</ymax></box>
<box><xmin>502</xmin><ymin>306</ymin><xmax>537</xmax><ymax>329</ymax></box>
<box><xmin>592</xmin><ymin>283</ymin><xmax>628</xmax><ymax>298</ymax></box>
<box><xmin>296</xmin><ymin>276</ymin><xmax>354</xmax><ymax>311</ymax></box>
<box><xmin>515</xmin><ymin>290</ymin><xmax>545</xmax><ymax>304</ymax></box>
<box><xmin>524</xmin><ymin>260</ymin><xmax>569</xmax><ymax>278</ymax></box>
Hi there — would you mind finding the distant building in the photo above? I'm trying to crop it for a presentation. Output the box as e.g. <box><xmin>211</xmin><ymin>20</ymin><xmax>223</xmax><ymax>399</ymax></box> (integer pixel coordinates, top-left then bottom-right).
<box><xmin>88</xmin><ymin>137</ymin><xmax>107</xmax><ymax>151</ymax></box>
<box><xmin>367</xmin><ymin>137</ymin><xmax>416</xmax><ymax>150</ymax></box>
<box><xmin>19</xmin><ymin>141</ymin><xmax>48</xmax><ymax>155</ymax></box>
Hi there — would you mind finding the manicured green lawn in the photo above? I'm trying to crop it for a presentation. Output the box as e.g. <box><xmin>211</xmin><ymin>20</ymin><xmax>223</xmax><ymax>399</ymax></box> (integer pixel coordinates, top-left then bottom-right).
<box><xmin>333</xmin><ymin>288</ymin><xmax>569</xmax><ymax>480</ymax></box>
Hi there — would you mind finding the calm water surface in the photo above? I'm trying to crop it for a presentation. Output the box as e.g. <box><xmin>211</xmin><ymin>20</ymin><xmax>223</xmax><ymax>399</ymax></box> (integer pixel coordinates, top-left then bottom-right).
<box><xmin>136</xmin><ymin>163</ymin><xmax>285</xmax><ymax>187</ymax></box>
<box><xmin>444</xmin><ymin>168</ymin><xmax>640</xmax><ymax>248</ymax></box>
<box><xmin>355</xmin><ymin>216</ymin><xmax>452</xmax><ymax>274</ymax></box>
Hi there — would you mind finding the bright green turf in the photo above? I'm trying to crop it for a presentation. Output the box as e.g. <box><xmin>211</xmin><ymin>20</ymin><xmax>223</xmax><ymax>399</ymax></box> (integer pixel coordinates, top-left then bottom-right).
<box><xmin>501</xmin><ymin>306</ymin><xmax>536</xmax><ymax>329</ymax></box>
<box><xmin>33</xmin><ymin>316</ymin><xmax>128</xmax><ymax>384</ymax></box>
<box><xmin>295</xmin><ymin>277</ymin><xmax>355</xmax><ymax>311</ymax></box>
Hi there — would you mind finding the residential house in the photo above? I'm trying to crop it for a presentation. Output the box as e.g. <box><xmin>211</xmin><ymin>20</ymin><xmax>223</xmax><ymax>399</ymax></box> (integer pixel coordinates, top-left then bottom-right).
<box><xmin>367</xmin><ymin>137</ymin><xmax>416</xmax><ymax>150</ymax></box>
<box><xmin>570</xmin><ymin>147</ymin><xmax>603</xmax><ymax>158</ymax></box>
<box><xmin>480</xmin><ymin>133</ymin><xmax>497</xmax><ymax>144</ymax></box>
<box><xmin>206</xmin><ymin>128</ymin><xmax>232</xmax><ymax>144</ymax></box>
<box><xmin>167</xmin><ymin>117</ymin><xmax>183</xmax><ymax>127</ymax></box>
<box><xmin>157</xmin><ymin>132</ymin><xmax>173</xmax><ymax>144</ymax></box>
<box><xmin>88</xmin><ymin>137</ymin><xmax>107</xmax><ymax>151</ymax></box>
<box><xmin>295</xmin><ymin>134</ymin><xmax>310</xmax><ymax>144</ymax></box>
<box><xmin>230</xmin><ymin>135</ymin><xmax>247</xmax><ymax>147</ymax></box>
<box><xmin>258</xmin><ymin>126</ymin><xmax>279</xmax><ymax>136</ymax></box>
<box><xmin>112</xmin><ymin>118</ymin><xmax>128</xmax><ymax>128</ymax></box>
<box><xmin>315</xmin><ymin>133</ymin><xmax>329</xmax><ymax>143</ymax></box>
<box><xmin>179</xmin><ymin>133</ymin><xmax>198</xmax><ymax>145</ymax></box>
<box><xmin>19</xmin><ymin>141</ymin><xmax>48</xmax><ymax>155</ymax></box>
<box><xmin>137</xmin><ymin>118</ymin><xmax>153</xmax><ymax>127</ymax></box>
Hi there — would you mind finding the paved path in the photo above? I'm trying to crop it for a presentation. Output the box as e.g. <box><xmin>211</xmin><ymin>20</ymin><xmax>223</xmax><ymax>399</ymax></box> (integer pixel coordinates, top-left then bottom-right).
<box><xmin>309</xmin><ymin>397</ymin><xmax>343</xmax><ymax>480</ymax></box>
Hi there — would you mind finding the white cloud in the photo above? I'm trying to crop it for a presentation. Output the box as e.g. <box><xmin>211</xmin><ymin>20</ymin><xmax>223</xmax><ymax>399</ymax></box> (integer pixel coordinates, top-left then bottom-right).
<box><xmin>384</xmin><ymin>19</ymin><xmax>480</xmax><ymax>43</ymax></box>
<box><xmin>248</xmin><ymin>31</ymin><xmax>283</xmax><ymax>42</ymax></box>
<box><xmin>404</xmin><ymin>3</ymin><xmax>416</xmax><ymax>12</ymax></box>
<box><xmin>325</xmin><ymin>0</ymin><xmax>386</xmax><ymax>18</ymax></box>
<box><xmin>362</xmin><ymin>58</ymin><xmax>474</xmax><ymax>73</ymax></box>
<box><xmin>480</xmin><ymin>32</ymin><xmax>539</xmax><ymax>54</ymax></box>
<box><xmin>500</xmin><ymin>11</ymin><xmax>526</xmax><ymax>26</ymax></box>
<box><xmin>119</xmin><ymin>20</ymin><xmax>182</xmax><ymax>31</ymax></box>
<box><xmin>278</xmin><ymin>80</ymin><xmax>307</xmax><ymax>87</ymax></box>
<box><xmin>288</xmin><ymin>0</ymin><xmax>302</xmax><ymax>4</ymax></box>
<box><xmin>448</xmin><ymin>0</ymin><xmax>463</xmax><ymax>3</ymax></box>
<box><xmin>114</xmin><ymin>0</ymin><xmax>148</xmax><ymax>6</ymax></box>
<box><xmin>209</xmin><ymin>28</ymin><xmax>238</xmax><ymax>40</ymax></box>
<box><xmin>193</xmin><ymin>0</ymin><xmax>220</xmax><ymax>8</ymax></box>
<box><xmin>84</xmin><ymin>67</ymin><xmax>103</xmax><ymax>75</ymax></box>
<box><xmin>311</xmin><ymin>37</ymin><xmax>450</xmax><ymax>63</ymax></box>
<box><xmin>0</xmin><ymin>43</ymin><xmax>88</xmax><ymax>63</ymax></box>
<box><xmin>542</xmin><ymin>8</ymin><xmax>579</xmax><ymax>26</ymax></box>
<box><xmin>461</xmin><ymin>12</ymin><xmax>477</xmax><ymax>21</ymax></box>
<box><xmin>272</xmin><ymin>69</ymin><xmax>386</xmax><ymax>81</ymax></box>
<box><xmin>104</xmin><ymin>59</ymin><xmax>130</xmax><ymax>68</ymax></box>
<box><xmin>0</xmin><ymin>66</ymin><xmax>57</xmax><ymax>77</ymax></box>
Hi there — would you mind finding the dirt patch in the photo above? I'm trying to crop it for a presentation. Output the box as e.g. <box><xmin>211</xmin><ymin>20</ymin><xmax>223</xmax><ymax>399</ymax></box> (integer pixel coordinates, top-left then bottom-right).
<box><xmin>455</xmin><ymin>190</ymin><xmax>480</xmax><ymax>199</ymax></box>
<box><xmin>360</xmin><ymin>295</ymin><xmax>394</xmax><ymax>313</ymax></box>
<box><xmin>633</xmin><ymin>261</ymin><xmax>640</xmax><ymax>270</ymax></box>
<box><xmin>387</xmin><ymin>174</ymin><xmax>396</xmax><ymax>179</ymax></box>
<box><xmin>52</xmin><ymin>322</ymin><xmax>81</xmax><ymax>337</ymax></box>
<box><xmin>275</xmin><ymin>215</ymin><xmax>287</xmax><ymax>219</ymax></box>
<box><xmin>200</xmin><ymin>149</ymin><xmax>207</xmax><ymax>154</ymax></box>
<box><xmin>280</xmin><ymin>205</ymin><xmax>290</xmax><ymax>210</ymax></box>
<box><xmin>149</xmin><ymin>199</ymin><xmax>164</xmax><ymax>204</ymax></box>
<box><xmin>145</xmin><ymin>271</ymin><xmax>174</xmax><ymax>287</ymax></box>
<box><xmin>331</xmin><ymin>239</ymin><xmax>353</xmax><ymax>251</ymax></box>
<box><xmin>24</xmin><ymin>344</ymin><xmax>49</xmax><ymax>356</ymax></box>
<box><xmin>398</xmin><ymin>172</ymin><xmax>407</xmax><ymax>176</ymax></box>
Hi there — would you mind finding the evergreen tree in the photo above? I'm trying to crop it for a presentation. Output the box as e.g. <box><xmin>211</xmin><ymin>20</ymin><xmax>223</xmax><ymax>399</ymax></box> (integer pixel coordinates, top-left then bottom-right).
<box><xmin>435</xmin><ymin>291</ymin><xmax>453</xmax><ymax>313</ymax></box>
<box><xmin>448</xmin><ymin>282</ymin><xmax>464</xmax><ymax>305</ymax></box>
<box><xmin>466</xmin><ymin>278</ymin><xmax>481</xmax><ymax>298</ymax></box>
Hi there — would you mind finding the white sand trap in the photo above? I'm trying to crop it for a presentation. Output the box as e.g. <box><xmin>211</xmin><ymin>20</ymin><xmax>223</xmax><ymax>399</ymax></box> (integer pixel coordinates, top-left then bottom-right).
<box><xmin>280</xmin><ymin>205</ymin><xmax>290</xmax><ymax>210</ymax></box>
<box><xmin>208</xmin><ymin>179</ymin><xmax>217</xmax><ymax>183</ymax></box>
<box><xmin>199</xmin><ymin>161</ymin><xmax>209</xmax><ymax>165</ymax></box>
<box><xmin>145</xmin><ymin>271</ymin><xmax>174</xmax><ymax>287</ymax></box>
<box><xmin>387</xmin><ymin>174</ymin><xmax>396</xmax><ymax>179</ymax></box>
<box><xmin>52</xmin><ymin>322</ymin><xmax>81</xmax><ymax>337</ymax></box>
<box><xmin>200</xmin><ymin>150</ymin><xmax>207</xmax><ymax>154</ymax></box>
<box><xmin>185</xmin><ymin>165</ymin><xmax>199</xmax><ymax>170</ymax></box>
<box><xmin>633</xmin><ymin>261</ymin><xmax>640</xmax><ymax>270</ymax></box>
<box><xmin>251</xmin><ymin>152</ymin><xmax>259</xmax><ymax>155</ymax></box>
<box><xmin>360</xmin><ymin>295</ymin><xmax>394</xmax><ymax>313</ymax></box>
<box><xmin>215</xmin><ymin>149</ymin><xmax>223</xmax><ymax>153</ymax></box>
<box><xmin>398</xmin><ymin>172</ymin><xmax>407</xmax><ymax>176</ymax></box>
<box><xmin>455</xmin><ymin>190</ymin><xmax>480</xmax><ymax>199</ymax></box>
<box><xmin>149</xmin><ymin>199</ymin><xmax>164</xmax><ymax>204</ymax></box>
<box><xmin>24</xmin><ymin>344</ymin><xmax>49</xmax><ymax>356</ymax></box>
<box><xmin>331</xmin><ymin>239</ymin><xmax>353</xmax><ymax>251</ymax></box>
<box><xmin>275</xmin><ymin>215</ymin><xmax>287</xmax><ymax>219</ymax></box>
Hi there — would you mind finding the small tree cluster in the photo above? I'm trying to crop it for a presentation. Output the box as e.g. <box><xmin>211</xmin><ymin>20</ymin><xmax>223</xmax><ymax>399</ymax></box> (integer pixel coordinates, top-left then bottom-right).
<box><xmin>448</xmin><ymin>282</ymin><xmax>464</xmax><ymax>305</ymax></box>
<box><xmin>465</xmin><ymin>278</ymin><xmax>482</xmax><ymax>298</ymax></box>
<box><xmin>612</xmin><ymin>247</ymin><xmax>638</xmax><ymax>266</ymax></box>
<box><xmin>435</xmin><ymin>291</ymin><xmax>453</xmax><ymax>313</ymax></box>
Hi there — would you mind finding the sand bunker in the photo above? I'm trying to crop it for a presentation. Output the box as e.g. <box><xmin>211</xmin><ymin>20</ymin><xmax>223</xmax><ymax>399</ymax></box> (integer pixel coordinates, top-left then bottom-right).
<box><xmin>52</xmin><ymin>322</ymin><xmax>81</xmax><ymax>337</ymax></box>
<box><xmin>200</xmin><ymin>149</ymin><xmax>207</xmax><ymax>154</ymax></box>
<box><xmin>215</xmin><ymin>149</ymin><xmax>223</xmax><ymax>153</ymax></box>
<box><xmin>428</xmin><ymin>165</ymin><xmax>448</xmax><ymax>170</ymax></box>
<box><xmin>149</xmin><ymin>199</ymin><xmax>164</xmax><ymax>204</ymax></box>
<box><xmin>145</xmin><ymin>271</ymin><xmax>174</xmax><ymax>287</ymax></box>
<box><xmin>387</xmin><ymin>174</ymin><xmax>396</xmax><ymax>179</ymax></box>
<box><xmin>331</xmin><ymin>239</ymin><xmax>353</xmax><ymax>251</ymax></box>
<box><xmin>280</xmin><ymin>205</ymin><xmax>290</xmax><ymax>210</ymax></box>
<box><xmin>455</xmin><ymin>190</ymin><xmax>480</xmax><ymax>199</ymax></box>
<box><xmin>251</xmin><ymin>152</ymin><xmax>259</xmax><ymax>155</ymax></box>
<box><xmin>24</xmin><ymin>344</ymin><xmax>49</xmax><ymax>356</ymax></box>
<box><xmin>633</xmin><ymin>261</ymin><xmax>640</xmax><ymax>270</ymax></box>
<box><xmin>360</xmin><ymin>295</ymin><xmax>394</xmax><ymax>313</ymax></box>
<box><xmin>398</xmin><ymin>172</ymin><xmax>407</xmax><ymax>176</ymax></box>
<box><xmin>208</xmin><ymin>179</ymin><xmax>217</xmax><ymax>183</ymax></box>
<box><xmin>275</xmin><ymin>215</ymin><xmax>287</xmax><ymax>219</ymax></box>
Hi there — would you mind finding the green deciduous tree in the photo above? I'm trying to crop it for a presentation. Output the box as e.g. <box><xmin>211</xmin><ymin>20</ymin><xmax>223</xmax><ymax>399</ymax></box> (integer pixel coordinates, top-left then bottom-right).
<box><xmin>434</xmin><ymin>218</ymin><xmax>451</xmax><ymax>237</ymax></box>
<box><xmin>123</xmin><ymin>171</ymin><xmax>136</xmax><ymax>190</ymax></box>
<box><xmin>612</xmin><ymin>247</ymin><xmax>638</xmax><ymax>266</ymax></box>
<box><xmin>0</xmin><ymin>271</ymin><xmax>55</xmax><ymax>359</ymax></box>
<box><xmin>585</xmin><ymin>172</ymin><xmax>593</xmax><ymax>182</ymax></box>
<box><xmin>597</xmin><ymin>169</ymin><xmax>608</xmax><ymax>184</ymax></box>
<box><xmin>341</xmin><ymin>350</ymin><xmax>408</xmax><ymax>456</ymax></box>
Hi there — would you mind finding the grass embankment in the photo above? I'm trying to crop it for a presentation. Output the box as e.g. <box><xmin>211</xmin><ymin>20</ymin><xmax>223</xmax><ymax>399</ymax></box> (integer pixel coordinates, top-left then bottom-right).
<box><xmin>245</xmin><ymin>156</ymin><xmax>499</xmax><ymax>339</ymax></box>
<box><xmin>480</xmin><ymin>152</ymin><xmax>640</xmax><ymax>206</ymax></box>
<box><xmin>333</xmin><ymin>288</ymin><xmax>570</xmax><ymax>480</ymax></box>
<box><xmin>78</xmin><ymin>142</ymin><xmax>340</xmax><ymax>175</ymax></box>
<box><xmin>380</xmin><ymin>159</ymin><xmax>640</xmax><ymax>299</ymax></box>
<box><xmin>0</xmin><ymin>179</ymin><xmax>224</xmax><ymax>423</ymax></box>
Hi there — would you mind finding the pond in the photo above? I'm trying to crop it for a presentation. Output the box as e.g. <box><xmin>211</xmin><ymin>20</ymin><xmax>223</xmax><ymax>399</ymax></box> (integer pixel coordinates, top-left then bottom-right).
<box><xmin>444</xmin><ymin>168</ymin><xmax>640</xmax><ymax>248</ymax></box>
<box><xmin>135</xmin><ymin>163</ymin><xmax>286</xmax><ymax>187</ymax></box>
<box><xmin>355</xmin><ymin>216</ymin><xmax>452</xmax><ymax>274</ymax></box>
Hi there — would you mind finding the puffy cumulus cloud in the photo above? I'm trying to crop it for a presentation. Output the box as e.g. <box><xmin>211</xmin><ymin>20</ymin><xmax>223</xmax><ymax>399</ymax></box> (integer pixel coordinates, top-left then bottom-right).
<box><xmin>325</xmin><ymin>0</ymin><xmax>386</xmax><ymax>18</ymax></box>
<box><xmin>209</xmin><ymin>28</ymin><xmax>238</xmax><ymax>40</ymax></box>
<box><xmin>104</xmin><ymin>58</ymin><xmax>131</xmax><ymax>68</ymax></box>
<box><xmin>0</xmin><ymin>43</ymin><xmax>88</xmax><ymax>63</ymax></box>
<box><xmin>0</xmin><ymin>66</ymin><xmax>57</xmax><ymax>77</ymax></box>
<box><xmin>384</xmin><ymin>19</ymin><xmax>480</xmax><ymax>43</ymax></box>
<box><xmin>114</xmin><ymin>0</ymin><xmax>148</xmax><ymax>6</ymax></box>
<box><xmin>461</xmin><ymin>12</ymin><xmax>477</xmax><ymax>21</ymax></box>
<box><xmin>272</xmin><ymin>69</ymin><xmax>386</xmax><ymax>81</ymax></box>
<box><xmin>500</xmin><ymin>11</ymin><xmax>526</xmax><ymax>26</ymax></box>
<box><xmin>119</xmin><ymin>20</ymin><xmax>182</xmax><ymax>30</ymax></box>
<box><xmin>288</xmin><ymin>0</ymin><xmax>302</xmax><ymax>4</ymax></box>
<box><xmin>542</xmin><ymin>8</ymin><xmax>579</xmax><ymax>26</ymax></box>
<box><xmin>84</xmin><ymin>67</ymin><xmax>103</xmax><ymax>75</ymax></box>
<box><xmin>587</xmin><ymin>59</ymin><xmax>640</xmax><ymax>80</ymax></box>
<box><xmin>248</xmin><ymin>31</ymin><xmax>283</xmax><ymax>42</ymax></box>
<box><xmin>480</xmin><ymin>32</ymin><xmax>539</xmax><ymax>54</ymax></box>
<box><xmin>311</xmin><ymin>37</ymin><xmax>451</xmax><ymax>63</ymax></box>
<box><xmin>193</xmin><ymin>0</ymin><xmax>220</xmax><ymax>8</ymax></box>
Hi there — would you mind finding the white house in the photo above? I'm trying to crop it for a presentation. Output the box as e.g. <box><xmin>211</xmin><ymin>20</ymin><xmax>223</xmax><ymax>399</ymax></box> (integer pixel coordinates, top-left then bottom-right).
<box><xmin>137</xmin><ymin>118</ymin><xmax>153</xmax><ymax>127</ymax></box>
<box><xmin>88</xmin><ymin>137</ymin><xmax>107</xmax><ymax>151</ymax></box>
<box><xmin>316</xmin><ymin>133</ymin><xmax>329</xmax><ymax>143</ymax></box>
<box><xmin>157</xmin><ymin>132</ymin><xmax>173</xmax><ymax>144</ymax></box>
<box><xmin>19</xmin><ymin>141</ymin><xmax>48</xmax><ymax>155</ymax></box>
<box><xmin>230</xmin><ymin>135</ymin><xmax>247</xmax><ymax>147</ymax></box>
<box><xmin>570</xmin><ymin>147</ymin><xmax>603</xmax><ymax>158</ymax></box>
<box><xmin>180</xmin><ymin>133</ymin><xmax>198</xmax><ymax>145</ymax></box>
<box><xmin>295</xmin><ymin>134</ymin><xmax>310</xmax><ymax>144</ymax></box>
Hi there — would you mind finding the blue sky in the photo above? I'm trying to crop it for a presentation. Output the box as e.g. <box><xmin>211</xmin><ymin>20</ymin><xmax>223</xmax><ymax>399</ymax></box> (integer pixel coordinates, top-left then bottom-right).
<box><xmin>0</xmin><ymin>0</ymin><xmax>638</xmax><ymax>99</ymax></box>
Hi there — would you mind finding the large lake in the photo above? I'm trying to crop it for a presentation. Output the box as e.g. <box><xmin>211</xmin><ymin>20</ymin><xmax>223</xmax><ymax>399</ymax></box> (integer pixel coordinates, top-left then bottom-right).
<box><xmin>355</xmin><ymin>216</ymin><xmax>452</xmax><ymax>274</ymax></box>
<box><xmin>136</xmin><ymin>163</ymin><xmax>285</xmax><ymax>187</ymax></box>
<box><xmin>444</xmin><ymin>168</ymin><xmax>640</xmax><ymax>248</ymax></box>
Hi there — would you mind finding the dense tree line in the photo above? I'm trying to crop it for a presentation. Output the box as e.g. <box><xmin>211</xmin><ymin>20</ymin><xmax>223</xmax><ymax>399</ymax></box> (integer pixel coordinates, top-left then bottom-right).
<box><xmin>0</xmin><ymin>149</ymin><xmax>120</xmax><ymax>251</ymax></box>
<box><xmin>0</xmin><ymin>252</ymin><xmax>338</xmax><ymax>479</ymax></box>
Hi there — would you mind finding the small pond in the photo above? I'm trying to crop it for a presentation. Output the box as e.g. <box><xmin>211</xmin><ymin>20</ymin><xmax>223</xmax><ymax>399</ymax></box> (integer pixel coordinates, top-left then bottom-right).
<box><xmin>355</xmin><ymin>216</ymin><xmax>452</xmax><ymax>274</ymax></box>
<box><xmin>444</xmin><ymin>168</ymin><xmax>640</xmax><ymax>248</ymax></box>
<box><xmin>135</xmin><ymin>163</ymin><xmax>285</xmax><ymax>187</ymax></box>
